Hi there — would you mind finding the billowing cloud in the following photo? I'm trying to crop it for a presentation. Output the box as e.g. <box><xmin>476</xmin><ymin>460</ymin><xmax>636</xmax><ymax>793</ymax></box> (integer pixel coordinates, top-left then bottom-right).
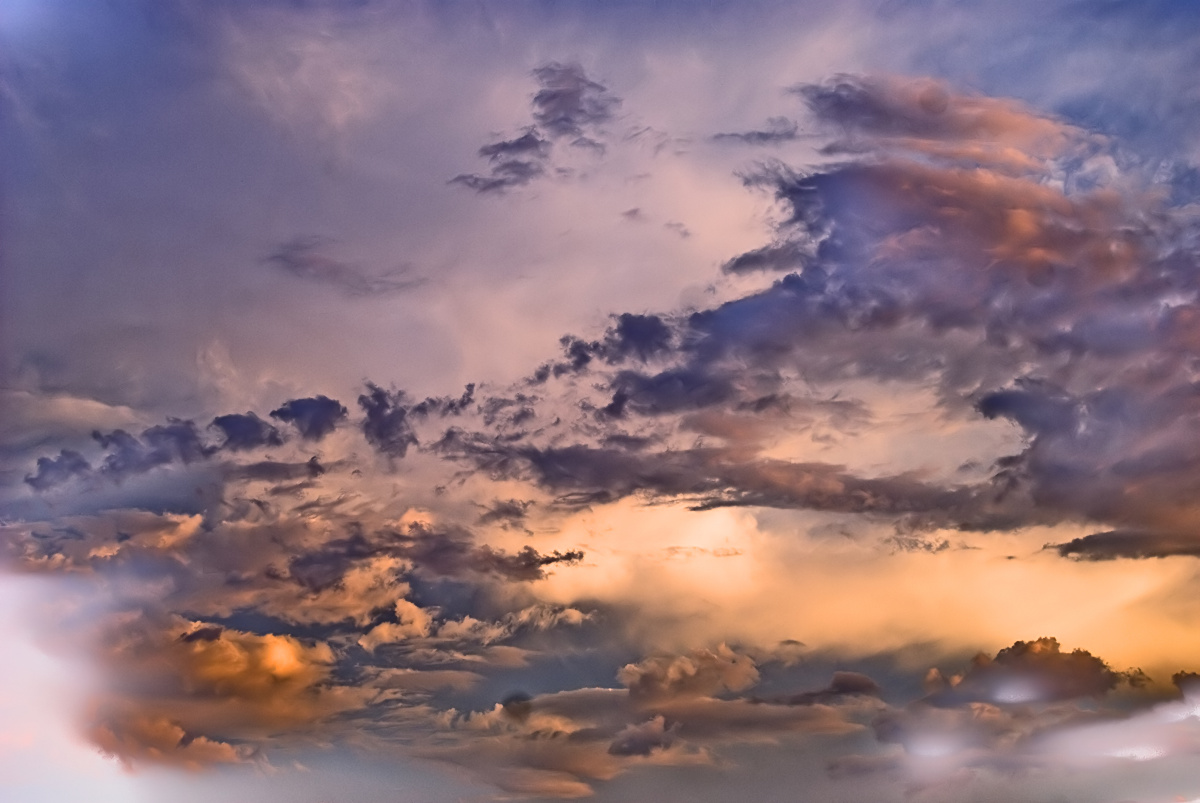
<box><xmin>269</xmin><ymin>396</ymin><xmax>348</xmax><ymax>441</ymax></box>
<box><xmin>9</xmin><ymin>5</ymin><xmax>1200</xmax><ymax>798</ymax></box>
<box><xmin>210</xmin><ymin>412</ymin><xmax>284</xmax><ymax>451</ymax></box>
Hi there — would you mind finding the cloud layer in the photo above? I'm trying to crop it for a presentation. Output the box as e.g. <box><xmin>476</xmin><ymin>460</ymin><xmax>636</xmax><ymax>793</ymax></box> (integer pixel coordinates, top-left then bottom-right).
<box><xmin>7</xmin><ymin>4</ymin><xmax>1200</xmax><ymax>801</ymax></box>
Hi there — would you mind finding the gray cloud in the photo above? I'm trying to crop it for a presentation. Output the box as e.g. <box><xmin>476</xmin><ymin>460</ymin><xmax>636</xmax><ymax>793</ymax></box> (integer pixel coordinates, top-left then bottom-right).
<box><xmin>530</xmin><ymin>62</ymin><xmax>620</xmax><ymax>139</ymax></box>
<box><xmin>269</xmin><ymin>396</ymin><xmax>349</xmax><ymax>441</ymax></box>
<box><xmin>358</xmin><ymin>383</ymin><xmax>419</xmax><ymax>459</ymax></box>
<box><xmin>24</xmin><ymin>449</ymin><xmax>91</xmax><ymax>490</ymax></box>
<box><xmin>712</xmin><ymin>116</ymin><xmax>800</xmax><ymax>145</ymax></box>
<box><xmin>453</xmin><ymin>62</ymin><xmax>621</xmax><ymax>194</ymax></box>
<box><xmin>15</xmin><ymin>55</ymin><xmax>1200</xmax><ymax>802</ymax></box>
<box><xmin>1051</xmin><ymin>530</ymin><xmax>1200</xmax><ymax>560</ymax></box>
<box><xmin>210</xmin><ymin>412</ymin><xmax>284</xmax><ymax>451</ymax></box>
<box><xmin>265</xmin><ymin>236</ymin><xmax>423</xmax><ymax>297</ymax></box>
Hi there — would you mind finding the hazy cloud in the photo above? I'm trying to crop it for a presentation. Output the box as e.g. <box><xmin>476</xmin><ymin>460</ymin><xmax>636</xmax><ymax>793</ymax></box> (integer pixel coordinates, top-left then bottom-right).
<box><xmin>265</xmin><ymin>236</ymin><xmax>422</xmax><ymax>297</ymax></box>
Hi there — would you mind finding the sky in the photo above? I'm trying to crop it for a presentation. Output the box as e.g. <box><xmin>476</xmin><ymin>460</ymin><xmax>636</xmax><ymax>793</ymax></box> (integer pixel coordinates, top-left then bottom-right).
<box><xmin>5</xmin><ymin>1</ymin><xmax>1200</xmax><ymax>801</ymax></box>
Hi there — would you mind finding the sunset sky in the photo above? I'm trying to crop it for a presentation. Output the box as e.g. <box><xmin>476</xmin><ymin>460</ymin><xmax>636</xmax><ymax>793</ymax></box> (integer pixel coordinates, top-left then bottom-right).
<box><xmin>6</xmin><ymin>1</ymin><xmax>1200</xmax><ymax>801</ymax></box>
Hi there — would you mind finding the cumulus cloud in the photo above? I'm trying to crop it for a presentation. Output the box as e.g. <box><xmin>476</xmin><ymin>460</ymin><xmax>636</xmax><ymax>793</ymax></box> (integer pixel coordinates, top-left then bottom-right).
<box><xmin>619</xmin><ymin>645</ymin><xmax>760</xmax><ymax>701</ymax></box>
<box><xmin>924</xmin><ymin>638</ymin><xmax>1125</xmax><ymax>706</ymax></box>
<box><xmin>24</xmin><ymin>449</ymin><xmax>91</xmax><ymax>490</ymax></box>
<box><xmin>358</xmin><ymin>383</ymin><xmax>419</xmax><ymax>459</ymax></box>
<box><xmin>210</xmin><ymin>412</ymin><xmax>284</xmax><ymax>451</ymax></box>
<box><xmin>14</xmin><ymin>61</ymin><xmax>1200</xmax><ymax>802</ymax></box>
<box><xmin>269</xmin><ymin>395</ymin><xmax>349</xmax><ymax>441</ymax></box>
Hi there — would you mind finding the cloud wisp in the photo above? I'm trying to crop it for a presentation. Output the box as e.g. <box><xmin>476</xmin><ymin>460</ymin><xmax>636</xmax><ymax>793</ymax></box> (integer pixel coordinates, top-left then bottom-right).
<box><xmin>451</xmin><ymin>62</ymin><xmax>621</xmax><ymax>194</ymax></box>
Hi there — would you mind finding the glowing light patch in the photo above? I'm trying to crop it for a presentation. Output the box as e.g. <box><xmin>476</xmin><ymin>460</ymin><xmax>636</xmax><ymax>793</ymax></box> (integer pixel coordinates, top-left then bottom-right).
<box><xmin>1106</xmin><ymin>745</ymin><xmax>1165</xmax><ymax>761</ymax></box>
<box><xmin>907</xmin><ymin>737</ymin><xmax>961</xmax><ymax>759</ymax></box>
<box><xmin>993</xmin><ymin>679</ymin><xmax>1041</xmax><ymax>704</ymax></box>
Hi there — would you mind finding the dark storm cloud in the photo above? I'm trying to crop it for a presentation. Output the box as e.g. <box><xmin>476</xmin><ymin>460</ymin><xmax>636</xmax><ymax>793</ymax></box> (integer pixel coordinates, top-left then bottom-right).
<box><xmin>530</xmin><ymin>62</ymin><xmax>620</xmax><ymax>139</ymax></box>
<box><xmin>712</xmin><ymin>116</ymin><xmax>800</xmax><ymax>145</ymax></box>
<box><xmin>535</xmin><ymin>313</ymin><xmax>673</xmax><ymax>380</ymax></box>
<box><xmin>269</xmin><ymin>396</ymin><xmax>348</xmax><ymax>440</ymax></box>
<box><xmin>603</xmin><ymin>367</ymin><xmax>737</xmax><ymax>417</ymax></box>
<box><xmin>454</xmin><ymin>73</ymin><xmax>1200</xmax><ymax>552</ymax></box>
<box><xmin>358</xmin><ymin>383</ymin><xmax>419</xmax><ymax>459</ymax></box>
<box><xmin>478</xmin><ymin>129</ymin><xmax>551</xmax><ymax>162</ymax></box>
<box><xmin>410</xmin><ymin>384</ymin><xmax>476</xmax><ymax>418</ymax></box>
<box><xmin>437</xmin><ymin>436</ymin><xmax>989</xmax><ymax>525</ymax></box>
<box><xmin>94</xmin><ymin>420</ymin><xmax>216</xmax><ymax>480</ymax></box>
<box><xmin>603</xmin><ymin>313</ymin><xmax>673</xmax><ymax>362</ymax></box>
<box><xmin>452</xmin><ymin>62</ymin><xmax>620</xmax><ymax>194</ymax></box>
<box><xmin>210</xmin><ymin>412</ymin><xmax>284</xmax><ymax>451</ymax></box>
<box><xmin>720</xmin><ymin>241</ymin><xmax>809</xmax><ymax>274</ymax></box>
<box><xmin>229</xmin><ymin>456</ymin><xmax>326</xmax><ymax>483</ymax></box>
<box><xmin>394</xmin><ymin>524</ymin><xmax>583</xmax><ymax>582</ymax></box>
<box><xmin>24</xmin><ymin>449</ymin><xmax>91</xmax><ymax>490</ymax></box>
<box><xmin>477</xmin><ymin>498</ymin><xmax>534</xmax><ymax>529</ymax></box>
<box><xmin>449</xmin><ymin>159</ymin><xmax>546</xmax><ymax>194</ymax></box>
<box><xmin>265</xmin><ymin>236</ymin><xmax>422</xmax><ymax>296</ymax></box>
<box><xmin>1051</xmin><ymin>530</ymin><xmax>1200</xmax><ymax>560</ymax></box>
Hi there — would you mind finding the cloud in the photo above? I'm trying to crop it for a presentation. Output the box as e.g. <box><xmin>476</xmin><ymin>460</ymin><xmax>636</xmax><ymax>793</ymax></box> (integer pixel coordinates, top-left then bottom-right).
<box><xmin>619</xmin><ymin>645</ymin><xmax>760</xmax><ymax>701</ymax></box>
<box><xmin>265</xmin><ymin>236</ymin><xmax>422</xmax><ymax>297</ymax></box>
<box><xmin>452</xmin><ymin>62</ymin><xmax>621</xmax><ymax>194</ymax></box>
<box><xmin>720</xmin><ymin>241</ymin><xmax>809</xmax><ymax>274</ymax></box>
<box><xmin>477</xmin><ymin>128</ymin><xmax>551</xmax><ymax>162</ymax></box>
<box><xmin>925</xmin><ymin>638</ymin><xmax>1124</xmax><ymax>706</ymax></box>
<box><xmin>358</xmin><ymin>383</ymin><xmax>419</xmax><ymax>459</ymax></box>
<box><xmin>81</xmin><ymin>615</ymin><xmax>359</xmax><ymax>768</ymax></box>
<box><xmin>392</xmin><ymin>523</ymin><xmax>584</xmax><ymax>582</ymax></box>
<box><xmin>269</xmin><ymin>395</ymin><xmax>349</xmax><ymax>441</ymax></box>
<box><xmin>607</xmin><ymin>715</ymin><xmax>677</xmax><ymax>756</ymax></box>
<box><xmin>89</xmin><ymin>712</ymin><xmax>251</xmax><ymax>770</ymax></box>
<box><xmin>210</xmin><ymin>412</ymin><xmax>284</xmax><ymax>451</ymax></box>
<box><xmin>712</xmin><ymin>116</ymin><xmax>800</xmax><ymax>145</ymax></box>
<box><xmin>92</xmin><ymin>420</ymin><xmax>216</xmax><ymax>481</ymax></box>
<box><xmin>15</xmin><ymin>58</ymin><xmax>1200</xmax><ymax>802</ymax></box>
<box><xmin>794</xmin><ymin>74</ymin><xmax>1092</xmax><ymax>169</ymax></box>
<box><xmin>530</xmin><ymin>62</ymin><xmax>620</xmax><ymax>139</ymax></box>
<box><xmin>1052</xmin><ymin>530</ymin><xmax>1200</xmax><ymax>560</ymax></box>
<box><xmin>24</xmin><ymin>449</ymin><xmax>91</xmax><ymax>490</ymax></box>
<box><xmin>769</xmin><ymin>671</ymin><xmax>882</xmax><ymax>706</ymax></box>
<box><xmin>449</xmin><ymin>159</ymin><xmax>546</xmax><ymax>194</ymax></box>
<box><xmin>477</xmin><ymin>498</ymin><xmax>534</xmax><ymax>529</ymax></box>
